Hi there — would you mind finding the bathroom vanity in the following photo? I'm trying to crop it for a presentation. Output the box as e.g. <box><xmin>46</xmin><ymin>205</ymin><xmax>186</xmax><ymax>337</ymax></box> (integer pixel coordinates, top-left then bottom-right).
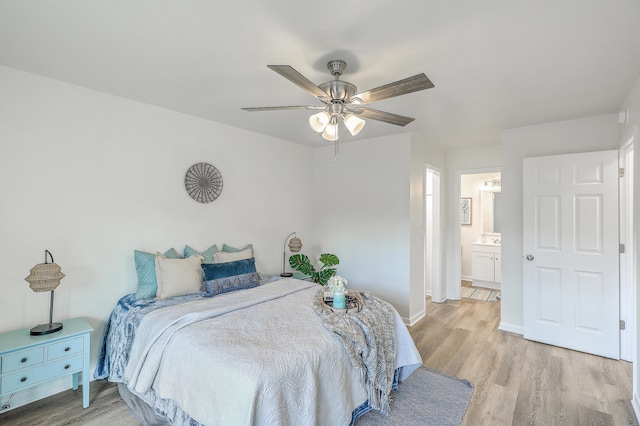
<box><xmin>472</xmin><ymin>242</ymin><xmax>501</xmax><ymax>289</ymax></box>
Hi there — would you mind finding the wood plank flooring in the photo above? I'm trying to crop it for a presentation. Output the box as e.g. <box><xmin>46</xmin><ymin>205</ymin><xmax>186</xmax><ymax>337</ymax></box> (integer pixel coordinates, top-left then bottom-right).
<box><xmin>0</xmin><ymin>293</ymin><xmax>636</xmax><ymax>425</ymax></box>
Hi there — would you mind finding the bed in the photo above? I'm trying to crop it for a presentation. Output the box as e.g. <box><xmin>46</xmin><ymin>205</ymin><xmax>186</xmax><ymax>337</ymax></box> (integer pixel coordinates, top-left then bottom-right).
<box><xmin>94</xmin><ymin>258</ymin><xmax>422</xmax><ymax>426</ymax></box>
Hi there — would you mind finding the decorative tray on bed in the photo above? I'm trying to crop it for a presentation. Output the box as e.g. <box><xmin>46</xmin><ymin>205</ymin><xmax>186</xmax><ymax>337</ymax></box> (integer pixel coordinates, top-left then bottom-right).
<box><xmin>322</xmin><ymin>291</ymin><xmax>363</xmax><ymax>313</ymax></box>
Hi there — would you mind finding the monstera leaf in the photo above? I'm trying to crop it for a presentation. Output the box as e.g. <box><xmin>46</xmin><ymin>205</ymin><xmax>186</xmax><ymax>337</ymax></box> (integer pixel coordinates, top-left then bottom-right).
<box><xmin>289</xmin><ymin>253</ymin><xmax>339</xmax><ymax>285</ymax></box>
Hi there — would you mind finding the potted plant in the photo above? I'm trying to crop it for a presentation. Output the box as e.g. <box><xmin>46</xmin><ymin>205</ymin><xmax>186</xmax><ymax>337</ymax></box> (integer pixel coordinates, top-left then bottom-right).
<box><xmin>288</xmin><ymin>253</ymin><xmax>339</xmax><ymax>285</ymax></box>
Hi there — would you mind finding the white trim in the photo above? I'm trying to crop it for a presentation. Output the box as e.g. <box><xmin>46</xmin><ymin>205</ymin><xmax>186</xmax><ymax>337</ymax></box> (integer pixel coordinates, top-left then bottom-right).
<box><xmin>426</xmin><ymin>164</ymin><xmax>444</xmax><ymax>303</ymax></box>
<box><xmin>404</xmin><ymin>310</ymin><xmax>426</xmax><ymax>327</ymax></box>
<box><xmin>498</xmin><ymin>322</ymin><xmax>524</xmax><ymax>335</ymax></box>
<box><xmin>619</xmin><ymin>132</ymin><xmax>635</xmax><ymax>362</ymax></box>
<box><xmin>632</xmin><ymin>393</ymin><xmax>640</xmax><ymax>422</ymax></box>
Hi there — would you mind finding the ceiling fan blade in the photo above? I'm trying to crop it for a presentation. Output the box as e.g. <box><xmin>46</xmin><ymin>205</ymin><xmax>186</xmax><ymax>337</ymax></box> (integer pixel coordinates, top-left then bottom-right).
<box><xmin>241</xmin><ymin>105</ymin><xmax>325</xmax><ymax>112</ymax></box>
<box><xmin>352</xmin><ymin>73</ymin><xmax>434</xmax><ymax>104</ymax></box>
<box><xmin>351</xmin><ymin>107</ymin><xmax>415</xmax><ymax>127</ymax></box>
<box><xmin>267</xmin><ymin>65</ymin><xmax>329</xmax><ymax>99</ymax></box>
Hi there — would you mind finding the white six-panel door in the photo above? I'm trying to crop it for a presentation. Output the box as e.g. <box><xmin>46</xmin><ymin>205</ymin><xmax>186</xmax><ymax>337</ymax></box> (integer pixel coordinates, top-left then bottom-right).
<box><xmin>523</xmin><ymin>150</ymin><xmax>619</xmax><ymax>359</ymax></box>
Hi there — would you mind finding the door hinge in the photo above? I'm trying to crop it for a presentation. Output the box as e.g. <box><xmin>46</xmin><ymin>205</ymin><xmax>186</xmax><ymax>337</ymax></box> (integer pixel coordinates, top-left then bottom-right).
<box><xmin>620</xmin><ymin>243</ymin><xmax>626</xmax><ymax>254</ymax></box>
<box><xmin>619</xmin><ymin>167</ymin><xmax>625</xmax><ymax>178</ymax></box>
<box><xmin>620</xmin><ymin>320</ymin><xmax>626</xmax><ymax>330</ymax></box>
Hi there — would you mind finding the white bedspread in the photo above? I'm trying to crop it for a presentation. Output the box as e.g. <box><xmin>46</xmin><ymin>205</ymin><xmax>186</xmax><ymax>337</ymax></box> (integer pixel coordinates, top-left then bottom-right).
<box><xmin>124</xmin><ymin>278</ymin><xmax>421</xmax><ymax>425</ymax></box>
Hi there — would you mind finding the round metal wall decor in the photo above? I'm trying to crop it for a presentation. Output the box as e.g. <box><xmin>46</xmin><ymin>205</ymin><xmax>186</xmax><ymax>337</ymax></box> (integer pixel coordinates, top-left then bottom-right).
<box><xmin>184</xmin><ymin>162</ymin><xmax>223</xmax><ymax>203</ymax></box>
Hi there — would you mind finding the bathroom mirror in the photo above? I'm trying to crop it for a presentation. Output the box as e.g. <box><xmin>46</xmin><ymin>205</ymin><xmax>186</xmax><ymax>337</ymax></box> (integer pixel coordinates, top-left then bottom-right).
<box><xmin>480</xmin><ymin>190</ymin><xmax>502</xmax><ymax>235</ymax></box>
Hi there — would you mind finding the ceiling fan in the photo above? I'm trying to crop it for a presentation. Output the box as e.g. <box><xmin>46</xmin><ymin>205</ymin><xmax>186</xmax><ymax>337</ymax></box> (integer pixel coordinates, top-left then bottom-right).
<box><xmin>242</xmin><ymin>59</ymin><xmax>434</xmax><ymax>144</ymax></box>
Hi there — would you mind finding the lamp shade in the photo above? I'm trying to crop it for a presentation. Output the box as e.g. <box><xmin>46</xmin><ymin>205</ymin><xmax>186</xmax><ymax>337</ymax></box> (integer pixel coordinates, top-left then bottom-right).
<box><xmin>343</xmin><ymin>113</ymin><xmax>366</xmax><ymax>136</ymax></box>
<box><xmin>322</xmin><ymin>122</ymin><xmax>339</xmax><ymax>141</ymax></box>
<box><xmin>309</xmin><ymin>111</ymin><xmax>331</xmax><ymax>133</ymax></box>
<box><xmin>25</xmin><ymin>262</ymin><xmax>65</xmax><ymax>292</ymax></box>
<box><xmin>288</xmin><ymin>237</ymin><xmax>303</xmax><ymax>252</ymax></box>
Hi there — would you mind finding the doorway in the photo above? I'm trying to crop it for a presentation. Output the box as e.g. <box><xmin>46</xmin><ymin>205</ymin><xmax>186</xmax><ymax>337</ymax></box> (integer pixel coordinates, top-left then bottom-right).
<box><xmin>460</xmin><ymin>170</ymin><xmax>501</xmax><ymax>298</ymax></box>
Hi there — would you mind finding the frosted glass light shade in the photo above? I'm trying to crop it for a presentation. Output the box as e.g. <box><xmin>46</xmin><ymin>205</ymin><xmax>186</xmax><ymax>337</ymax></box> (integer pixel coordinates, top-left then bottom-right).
<box><xmin>322</xmin><ymin>122</ymin><xmax>338</xmax><ymax>141</ymax></box>
<box><xmin>309</xmin><ymin>111</ymin><xmax>331</xmax><ymax>133</ymax></box>
<box><xmin>343</xmin><ymin>114</ymin><xmax>365</xmax><ymax>136</ymax></box>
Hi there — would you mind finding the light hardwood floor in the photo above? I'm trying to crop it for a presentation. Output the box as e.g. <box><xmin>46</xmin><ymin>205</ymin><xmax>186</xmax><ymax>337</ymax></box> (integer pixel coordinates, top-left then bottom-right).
<box><xmin>0</xmin><ymin>293</ymin><xmax>637</xmax><ymax>425</ymax></box>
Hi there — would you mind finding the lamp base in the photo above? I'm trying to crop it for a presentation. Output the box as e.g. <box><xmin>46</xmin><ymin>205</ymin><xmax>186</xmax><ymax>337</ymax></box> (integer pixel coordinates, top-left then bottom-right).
<box><xmin>280</xmin><ymin>272</ymin><xmax>293</xmax><ymax>277</ymax></box>
<box><xmin>30</xmin><ymin>322</ymin><xmax>63</xmax><ymax>336</ymax></box>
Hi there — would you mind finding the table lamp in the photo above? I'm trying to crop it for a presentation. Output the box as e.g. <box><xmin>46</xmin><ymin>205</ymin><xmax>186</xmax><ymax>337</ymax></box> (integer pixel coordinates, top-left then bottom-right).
<box><xmin>25</xmin><ymin>250</ymin><xmax>65</xmax><ymax>335</ymax></box>
<box><xmin>281</xmin><ymin>232</ymin><xmax>303</xmax><ymax>277</ymax></box>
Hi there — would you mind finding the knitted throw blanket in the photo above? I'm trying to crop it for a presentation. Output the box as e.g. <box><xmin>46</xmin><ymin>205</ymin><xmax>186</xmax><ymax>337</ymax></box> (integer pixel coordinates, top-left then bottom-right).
<box><xmin>313</xmin><ymin>289</ymin><xmax>397</xmax><ymax>415</ymax></box>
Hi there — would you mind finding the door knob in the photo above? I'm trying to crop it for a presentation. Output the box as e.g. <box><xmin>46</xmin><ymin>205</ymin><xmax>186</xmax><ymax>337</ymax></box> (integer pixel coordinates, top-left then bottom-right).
<box><xmin>526</xmin><ymin>254</ymin><xmax>534</xmax><ymax>261</ymax></box>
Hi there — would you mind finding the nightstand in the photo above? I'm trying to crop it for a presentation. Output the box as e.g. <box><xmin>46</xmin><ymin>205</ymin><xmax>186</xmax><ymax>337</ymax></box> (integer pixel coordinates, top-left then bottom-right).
<box><xmin>0</xmin><ymin>317</ymin><xmax>93</xmax><ymax>409</ymax></box>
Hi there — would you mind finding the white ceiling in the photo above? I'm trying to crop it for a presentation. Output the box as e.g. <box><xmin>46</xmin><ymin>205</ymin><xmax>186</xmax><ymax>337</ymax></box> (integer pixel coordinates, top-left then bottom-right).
<box><xmin>2</xmin><ymin>1</ymin><xmax>640</xmax><ymax>150</ymax></box>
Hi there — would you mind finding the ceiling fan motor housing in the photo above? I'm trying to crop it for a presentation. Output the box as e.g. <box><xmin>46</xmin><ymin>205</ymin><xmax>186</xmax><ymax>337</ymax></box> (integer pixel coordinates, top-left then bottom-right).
<box><xmin>319</xmin><ymin>80</ymin><xmax>357</xmax><ymax>102</ymax></box>
<box><xmin>327</xmin><ymin>59</ymin><xmax>347</xmax><ymax>77</ymax></box>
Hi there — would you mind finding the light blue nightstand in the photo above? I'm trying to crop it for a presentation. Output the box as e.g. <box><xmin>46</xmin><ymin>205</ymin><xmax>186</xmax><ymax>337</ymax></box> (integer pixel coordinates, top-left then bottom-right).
<box><xmin>0</xmin><ymin>317</ymin><xmax>93</xmax><ymax>409</ymax></box>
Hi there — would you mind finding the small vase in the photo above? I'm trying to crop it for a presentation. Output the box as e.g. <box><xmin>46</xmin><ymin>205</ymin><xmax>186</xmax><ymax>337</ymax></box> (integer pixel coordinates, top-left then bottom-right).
<box><xmin>333</xmin><ymin>291</ymin><xmax>346</xmax><ymax>309</ymax></box>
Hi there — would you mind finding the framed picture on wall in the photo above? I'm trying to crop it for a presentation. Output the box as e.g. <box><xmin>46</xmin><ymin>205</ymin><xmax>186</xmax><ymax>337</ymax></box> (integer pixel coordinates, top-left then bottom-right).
<box><xmin>460</xmin><ymin>197</ymin><xmax>472</xmax><ymax>225</ymax></box>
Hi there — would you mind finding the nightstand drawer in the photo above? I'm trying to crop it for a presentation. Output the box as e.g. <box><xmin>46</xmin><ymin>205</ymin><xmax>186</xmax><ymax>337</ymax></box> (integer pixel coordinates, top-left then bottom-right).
<box><xmin>1</xmin><ymin>354</ymin><xmax>83</xmax><ymax>393</ymax></box>
<box><xmin>1</xmin><ymin>347</ymin><xmax>44</xmax><ymax>373</ymax></box>
<box><xmin>48</xmin><ymin>337</ymin><xmax>83</xmax><ymax>360</ymax></box>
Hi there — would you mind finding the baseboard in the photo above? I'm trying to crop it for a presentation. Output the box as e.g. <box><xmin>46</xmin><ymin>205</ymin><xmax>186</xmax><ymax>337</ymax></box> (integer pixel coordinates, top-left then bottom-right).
<box><xmin>404</xmin><ymin>309</ymin><xmax>426</xmax><ymax>327</ymax></box>
<box><xmin>471</xmin><ymin>279</ymin><xmax>500</xmax><ymax>290</ymax></box>
<box><xmin>632</xmin><ymin>393</ymin><xmax>640</xmax><ymax>422</ymax></box>
<box><xmin>498</xmin><ymin>321</ymin><xmax>523</xmax><ymax>335</ymax></box>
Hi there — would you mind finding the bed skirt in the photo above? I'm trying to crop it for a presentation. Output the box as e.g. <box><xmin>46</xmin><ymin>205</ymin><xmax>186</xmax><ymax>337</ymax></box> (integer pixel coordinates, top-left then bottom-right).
<box><xmin>116</xmin><ymin>370</ymin><xmax>400</xmax><ymax>426</ymax></box>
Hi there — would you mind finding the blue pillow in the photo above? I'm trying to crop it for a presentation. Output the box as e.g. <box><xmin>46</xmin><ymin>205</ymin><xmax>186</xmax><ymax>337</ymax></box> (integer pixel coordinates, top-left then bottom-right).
<box><xmin>222</xmin><ymin>243</ymin><xmax>253</xmax><ymax>253</ymax></box>
<box><xmin>184</xmin><ymin>244</ymin><xmax>218</xmax><ymax>263</ymax></box>
<box><xmin>134</xmin><ymin>248</ymin><xmax>180</xmax><ymax>299</ymax></box>
<box><xmin>202</xmin><ymin>258</ymin><xmax>260</xmax><ymax>297</ymax></box>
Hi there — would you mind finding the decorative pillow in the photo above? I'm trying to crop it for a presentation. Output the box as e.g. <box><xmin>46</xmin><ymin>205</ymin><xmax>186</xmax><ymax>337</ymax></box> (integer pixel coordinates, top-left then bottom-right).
<box><xmin>134</xmin><ymin>248</ymin><xmax>180</xmax><ymax>299</ymax></box>
<box><xmin>213</xmin><ymin>248</ymin><xmax>253</xmax><ymax>264</ymax></box>
<box><xmin>222</xmin><ymin>243</ymin><xmax>253</xmax><ymax>254</ymax></box>
<box><xmin>202</xmin><ymin>258</ymin><xmax>260</xmax><ymax>297</ymax></box>
<box><xmin>184</xmin><ymin>244</ymin><xmax>218</xmax><ymax>263</ymax></box>
<box><xmin>155</xmin><ymin>253</ymin><xmax>204</xmax><ymax>300</ymax></box>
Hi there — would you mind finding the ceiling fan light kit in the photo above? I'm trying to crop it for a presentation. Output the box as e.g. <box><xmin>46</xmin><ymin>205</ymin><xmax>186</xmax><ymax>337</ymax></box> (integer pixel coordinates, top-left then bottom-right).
<box><xmin>321</xmin><ymin>117</ymin><xmax>339</xmax><ymax>142</ymax></box>
<box><xmin>343</xmin><ymin>113</ymin><xmax>365</xmax><ymax>136</ymax></box>
<box><xmin>309</xmin><ymin>111</ymin><xmax>331</xmax><ymax>133</ymax></box>
<box><xmin>242</xmin><ymin>59</ymin><xmax>434</xmax><ymax>158</ymax></box>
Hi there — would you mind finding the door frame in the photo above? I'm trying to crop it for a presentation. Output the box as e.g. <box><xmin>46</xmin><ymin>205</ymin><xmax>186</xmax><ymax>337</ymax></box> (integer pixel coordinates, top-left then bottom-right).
<box><xmin>620</xmin><ymin>128</ymin><xmax>636</xmax><ymax>362</ymax></box>
<box><xmin>425</xmin><ymin>164</ymin><xmax>443</xmax><ymax>302</ymax></box>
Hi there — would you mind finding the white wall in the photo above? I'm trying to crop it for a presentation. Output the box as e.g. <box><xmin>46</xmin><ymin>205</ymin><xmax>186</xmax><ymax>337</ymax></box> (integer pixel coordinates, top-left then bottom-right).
<box><xmin>313</xmin><ymin>135</ymin><xmax>412</xmax><ymax>318</ymax></box>
<box><xmin>312</xmin><ymin>133</ymin><xmax>445</xmax><ymax>323</ymax></box>
<box><xmin>0</xmin><ymin>66</ymin><xmax>315</xmax><ymax>398</ymax></box>
<box><xmin>410</xmin><ymin>135</ymin><xmax>446</xmax><ymax>322</ymax></box>
<box><xmin>499</xmin><ymin>114</ymin><xmax>619</xmax><ymax>333</ymax></box>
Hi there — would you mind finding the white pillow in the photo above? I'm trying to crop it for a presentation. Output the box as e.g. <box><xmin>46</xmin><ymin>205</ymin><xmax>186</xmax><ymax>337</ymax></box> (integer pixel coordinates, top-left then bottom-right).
<box><xmin>213</xmin><ymin>248</ymin><xmax>253</xmax><ymax>263</ymax></box>
<box><xmin>155</xmin><ymin>253</ymin><xmax>204</xmax><ymax>300</ymax></box>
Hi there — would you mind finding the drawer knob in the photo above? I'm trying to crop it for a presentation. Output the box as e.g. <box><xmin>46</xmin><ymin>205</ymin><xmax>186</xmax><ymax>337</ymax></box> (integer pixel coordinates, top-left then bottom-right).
<box><xmin>20</xmin><ymin>377</ymin><xmax>27</xmax><ymax>383</ymax></box>
<box><xmin>64</xmin><ymin>347</ymin><xmax>71</xmax><ymax>352</ymax></box>
<box><xmin>64</xmin><ymin>364</ymin><xmax>71</xmax><ymax>370</ymax></box>
<box><xmin>21</xmin><ymin>357</ymin><xmax>27</xmax><ymax>363</ymax></box>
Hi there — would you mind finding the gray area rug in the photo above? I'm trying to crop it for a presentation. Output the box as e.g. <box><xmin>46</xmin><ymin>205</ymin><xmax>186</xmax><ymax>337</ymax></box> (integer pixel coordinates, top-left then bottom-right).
<box><xmin>462</xmin><ymin>286</ymin><xmax>500</xmax><ymax>302</ymax></box>
<box><xmin>357</xmin><ymin>367</ymin><xmax>473</xmax><ymax>425</ymax></box>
